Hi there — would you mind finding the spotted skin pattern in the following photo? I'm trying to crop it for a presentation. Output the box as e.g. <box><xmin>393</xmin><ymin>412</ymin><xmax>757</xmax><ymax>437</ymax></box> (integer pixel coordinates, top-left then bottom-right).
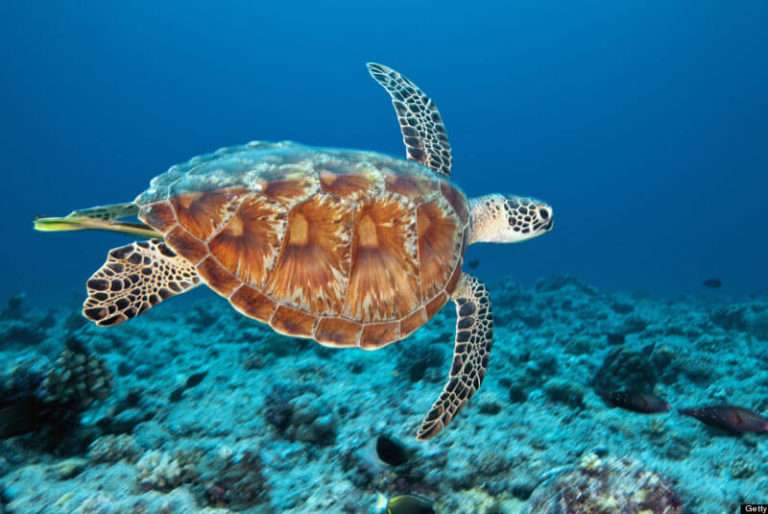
<box><xmin>418</xmin><ymin>273</ymin><xmax>493</xmax><ymax>440</ymax></box>
<box><xmin>83</xmin><ymin>240</ymin><xmax>200</xmax><ymax>327</ymax></box>
<box><xmin>367</xmin><ymin>63</ymin><xmax>452</xmax><ymax>177</ymax></box>
<box><xmin>504</xmin><ymin>196</ymin><xmax>552</xmax><ymax>235</ymax></box>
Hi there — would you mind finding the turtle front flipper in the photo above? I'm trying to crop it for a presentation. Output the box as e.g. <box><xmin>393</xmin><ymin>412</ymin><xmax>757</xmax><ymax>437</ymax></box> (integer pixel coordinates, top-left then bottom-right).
<box><xmin>417</xmin><ymin>273</ymin><xmax>493</xmax><ymax>440</ymax></box>
<box><xmin>83</xmin><ymin>240</ymin><xmax>200</xmax><ymax>327</ymax></box>
<box><xmin>366</xmin><ymin>62</ymin><xmax>452</xmax><ymax>177</ymax></box>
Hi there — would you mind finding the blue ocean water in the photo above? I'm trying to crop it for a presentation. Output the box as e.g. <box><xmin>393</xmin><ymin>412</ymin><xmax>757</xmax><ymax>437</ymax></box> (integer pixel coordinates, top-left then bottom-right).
<box><xmin>1</xmin><ymin>2</ymin><xmax>766</xmax><ymax>302</ymax></box>
<box><xmin>2</xmin><ymin>3</ymin><xmax>768</xmax><ymax>514</ymax></box>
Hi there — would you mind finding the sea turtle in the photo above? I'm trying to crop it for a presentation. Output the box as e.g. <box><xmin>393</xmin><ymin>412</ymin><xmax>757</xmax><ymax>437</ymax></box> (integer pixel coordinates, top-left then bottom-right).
<box><xmin>36</xmin><ymin>63</ymin><xmax>554</xmax><ymax>439</ymax></box>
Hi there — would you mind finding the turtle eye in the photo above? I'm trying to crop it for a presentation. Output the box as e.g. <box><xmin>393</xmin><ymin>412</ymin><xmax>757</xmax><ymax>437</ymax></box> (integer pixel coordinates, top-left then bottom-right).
<box><xmin>539</xmin><ymin>208</ymin><xmax>550</xmax><ymax>220</ymax></box>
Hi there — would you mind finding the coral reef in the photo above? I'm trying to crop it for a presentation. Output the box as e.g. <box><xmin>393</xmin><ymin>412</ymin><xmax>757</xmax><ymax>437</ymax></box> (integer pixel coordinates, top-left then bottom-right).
<box><xmin>38</xmin><ymin>338</ymin><xmax>112</xmax><ymax>409</ymax></box>
<box><xmin>747</xmin><ymin>307</ymin><xmax>768</xmax><ymax>340</ymax></box>
<box><xmin>136</xmin><ymin>450</ymin><xmax>193</xmax><ymax>492</ymax></box>
<box><xmin>592</xmin><ymin>345</ymin><xmax>658</xmax><ymax>393</ymax></box>
<box><xmin>88</xmin><ymin>434</ymin><xmax>141</xmax><ymax>463</ymax></box>
<box><xmin>264</xmin><ymin>383</ymin><xmax>337</xmax><ymax>445</ymax></box>
<box><xmin>195</xmin><ymin>447</ymin><xmax>268</xmax><ymax>510</ymax></box>
<box><xmin>543</xmin><ymin>378</ymin><xmax>585</xmax><ymax>408</ymax></box>
<box><xmin>0</xmin><ymin>294</ymin><xmax>52</xmax><ymax>350</ymax></box>
<box><xmin>523</xmin><ymin>453</ymin><xmax>683</xmax><ymax>513</ymax></box>
<box><xmin>0</xmin><ymin>277</ymin><xmax>766</xmax><ymax>513</ymax></box>
<box><xmin>0</xmin><ymin>337</ymin><xmax>112</xmax><ymax>452</ymax></box>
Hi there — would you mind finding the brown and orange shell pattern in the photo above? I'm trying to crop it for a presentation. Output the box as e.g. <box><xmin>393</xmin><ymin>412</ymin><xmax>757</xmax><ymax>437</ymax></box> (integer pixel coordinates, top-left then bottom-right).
<box><xmin>135</xmin><ymin>141</ymin><xmax>470</xmax><ymax>350</ymax></box>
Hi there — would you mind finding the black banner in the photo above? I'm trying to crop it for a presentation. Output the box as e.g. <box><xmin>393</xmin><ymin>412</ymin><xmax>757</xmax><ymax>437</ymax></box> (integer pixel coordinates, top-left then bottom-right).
<box><xmin>742</xmin><ymin>505</ymin><xmax>768</xmax><ymax>514</ymax></box>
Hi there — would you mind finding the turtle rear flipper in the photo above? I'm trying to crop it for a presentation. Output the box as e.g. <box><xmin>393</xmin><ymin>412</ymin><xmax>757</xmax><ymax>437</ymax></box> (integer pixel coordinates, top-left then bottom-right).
<box><xmin>417</xmin><ymin>273</ymin><xmax>493</xmax><ymax>440</ymax></box>
<box><xmin>83</xmin><ymin>240</ymin><xmax>200</xmax><ymax>327</ymax></box>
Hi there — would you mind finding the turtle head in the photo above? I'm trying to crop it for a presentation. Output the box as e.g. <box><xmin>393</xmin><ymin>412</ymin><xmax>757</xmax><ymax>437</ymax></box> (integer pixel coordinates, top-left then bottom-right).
<box><xmin>468</xmin><ymin>194</ymin><xmax>553</xmax><ymax>245</ymax></box>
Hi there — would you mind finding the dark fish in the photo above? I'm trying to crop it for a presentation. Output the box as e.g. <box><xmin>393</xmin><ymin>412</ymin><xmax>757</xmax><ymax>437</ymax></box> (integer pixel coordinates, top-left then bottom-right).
<box><xmin>169</xmin><ymin>386</ymin><xmax>185</xmax><ymax>403</ymax></box>
<box><xmin>375</xmin><ymin>434</ymin><xmax>410</xmax><ymax>466</ymax></box>
<box><xmin>170</xmin><ymin>370</ymin><xmax>209</xmax><ymax>402</ymax></box>
<box><xmin>600</xmin><ymin>390</ymin><xmax>670</xmax><ymax>414</ymax></box>
<box><xmin>702</xmin><ymin>278</ymin><xmax>722</xmax><ymax>289</ymax></box>
<box><xmin>386</xmin><ymin>495</ymin><xmax>435</xmax><ymax>514</ymax></box>
<box><xmin>679</xmin><ymin>405</ymin><xmax>768</xmax><ymax>434</ymax></box>
<box><xmin>467</xmin><ymin>259</ymin><xmax>480</xmax><ymax>270</ymax></box>
<box><xmin>186</xmin><ymin>371</ymin><xmax>207</xmax><ymax>388</ymax></box>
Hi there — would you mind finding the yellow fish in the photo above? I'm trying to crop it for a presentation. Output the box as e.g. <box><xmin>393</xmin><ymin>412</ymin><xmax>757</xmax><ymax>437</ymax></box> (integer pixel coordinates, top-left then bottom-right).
<box><xmin>376</xmin><ymin>493</ymin><xmax>435</xmax><ymax>514</ymax></box>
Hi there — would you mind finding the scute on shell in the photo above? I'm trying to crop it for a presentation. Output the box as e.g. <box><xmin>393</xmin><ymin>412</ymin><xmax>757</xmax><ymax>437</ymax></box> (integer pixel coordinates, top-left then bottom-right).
<box><xmin>137</xmin><ymin>142</ymin><xmax>470</xmax><ymax>349</ymax></box>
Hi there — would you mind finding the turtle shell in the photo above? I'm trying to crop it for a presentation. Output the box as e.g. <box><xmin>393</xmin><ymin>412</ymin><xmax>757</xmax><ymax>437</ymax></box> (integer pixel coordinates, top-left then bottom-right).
<box><xmin>136</xmin><ymin>141</ymin><xmax>469</xmax><ymax>349</ymax></box>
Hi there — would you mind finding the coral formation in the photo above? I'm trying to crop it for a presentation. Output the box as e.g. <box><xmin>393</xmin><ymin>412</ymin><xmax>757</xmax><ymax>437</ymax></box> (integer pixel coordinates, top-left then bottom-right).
<box><xmin>592</xmin><ymin>346</ymin><xmax>658</xmax><ymax>393</ymax></box>
<box><xmin>396</xmin><ymin>342</ymin><xmax>446</xmax><ymax>383</ymax></box>
<box><xmin>747</xmin><ymin>307</ymin><xmax>768</xmax><ymax>340</ymax></box>
<box><xmin>543</xmin><ymin>378</ymin><xmax>585</xmax><ymax>408</ymax></box>
<box><xmin>195</xmin><ymin>448</ymin><xmax>268</xmax><ymax>510</ymax></box>
<box><xmin>264</xmin><ymin>383</ymin><xmax>337</xmax><ymax>445</ymax></box>
<box><xmin>38</xmin><ymin>338</ymin><xmax>112</xmax><ymax>409</ymax></box>
<box><xmin>136</xmin><ymin>450</ymin><xmax>193</xmax><ymax>492</ymax></box>
<box><xmin>87</xmin><ymin>434</ymin><xmax>140</xmax><ymax>463</ymax></box>
<box><xmin>0</xmin><ymin>277</ymin><xmax>766</xmax><ymax>513</ymax></box>
<box><xmin>523</xmin><ymin>453</ymin><xmax>683</xmax><ymax>513</ymax></box>
<box><xmin>0</xmin><ymin>338</ymin><xmax>112</xmax><ymax>451</ymax></box>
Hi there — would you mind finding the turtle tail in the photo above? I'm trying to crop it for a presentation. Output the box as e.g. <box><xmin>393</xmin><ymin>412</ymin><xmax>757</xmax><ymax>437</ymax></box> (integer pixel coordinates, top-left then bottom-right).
<box><xmin>34</xmin><ymin>202</ymin><xmax>161</xmax><ymax>238</ymax></box>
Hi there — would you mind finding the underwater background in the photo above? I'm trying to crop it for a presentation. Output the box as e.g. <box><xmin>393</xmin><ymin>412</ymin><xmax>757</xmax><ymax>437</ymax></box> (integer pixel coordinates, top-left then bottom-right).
<box><xmin>2</xmin><ymin>1</ymin><xmax>768</xmax><ymax>301</ymax></box>
<box><xmin>1</xmin><ymin>2</ymin><xmax>768</xmax><ymax>514</ymax></box>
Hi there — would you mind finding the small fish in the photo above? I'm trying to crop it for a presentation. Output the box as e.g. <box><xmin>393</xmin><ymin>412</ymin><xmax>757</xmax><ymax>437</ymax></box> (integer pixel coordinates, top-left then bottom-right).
<box><xmin>375</xmin><ymin>434</ymin><xmax>410</xmax><ymax>466</ymax></box>
<box><xmin>600</xmin><ymin>390</ymin><xmax>670</xmax><ymax>414</ymax></box>
<box><xmin>170</xmin><ymin>370</ymin><xmax>209</xmax><ymax>402</ymax></box>
<box><xmin>678</xmin><ymin>405</ymin><xmax>768</xmax><ymax>434</ymax></box>
<box><xmin>467</xmin><ymin>259</ymin><xmax>480</xmax><ymax>270</ymax></box>
<box><xmin>186</xmin><ymin>371</ymin><xmax>207</xmax><ymax>388</ymax></box>
<box><xmin>378</xmin><ymin>494</ymin><xmax>435</xmax><ymax>514</ymax></box>
<box><xmin>702</xmin><ymin>278</ymin><xmax>722</xmax><ymax>289</ymax></box>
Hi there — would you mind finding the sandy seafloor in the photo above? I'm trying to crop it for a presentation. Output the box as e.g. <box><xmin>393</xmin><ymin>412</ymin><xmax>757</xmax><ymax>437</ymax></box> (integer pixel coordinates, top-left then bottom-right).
<box><xmin>1</xmin><ymin>275</ymin><xmax>767</xmax><ymax>514</ymax></box>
